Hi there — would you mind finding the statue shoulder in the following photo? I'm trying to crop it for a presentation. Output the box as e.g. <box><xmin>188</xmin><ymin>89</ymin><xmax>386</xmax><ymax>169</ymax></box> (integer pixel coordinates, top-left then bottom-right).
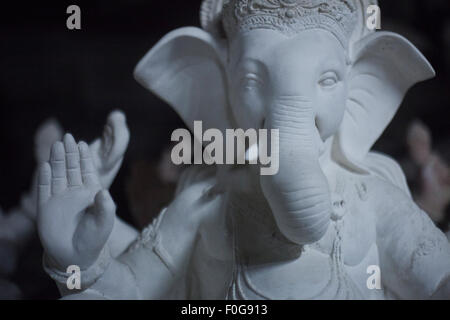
<box><xmin>363</xmin><ymin>151</ymin><xmax>412</xmax><ymax>199</ymax></box>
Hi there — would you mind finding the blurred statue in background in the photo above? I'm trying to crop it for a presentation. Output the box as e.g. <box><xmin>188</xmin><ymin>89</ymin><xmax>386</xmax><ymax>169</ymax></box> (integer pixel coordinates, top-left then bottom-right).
<box><xmin>35</xmin><ymin>0</ymin><xmax>450</xmax><ymax>300</ymax></box>
<box><xmin>0</xmin><ymin>119</ymin><xmax>63</xmax><ymax>299</ymax></box>
<box><xmin>406</xmin><ymin>121</ymin><xmax>450</xmax><ymax>239</ymax></box>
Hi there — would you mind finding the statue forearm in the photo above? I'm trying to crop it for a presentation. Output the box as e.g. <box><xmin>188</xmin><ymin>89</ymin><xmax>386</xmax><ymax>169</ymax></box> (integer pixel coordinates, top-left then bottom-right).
<box><xmin>109</xmin><ymin>207</ymin><xmax>197</xmax><ymax>299</ymax></box>
<box><xmin>63</xmin><ymin>241</ymin><xmax>185</xmax><ymax>299</ymax></box>
<box><xmin>60</xmin><ymin>207</ymin><xmax>196</xmax><ymax>299</ymax></box>
<box><xmin>82</xmin><ymin>259</ymin><xmax>143</xmax><ymax>299</ymax></box>
<box><xmin>55</xmin><ymin>258</ymin><xmax>142</xmax><ymax>300</ymax></box>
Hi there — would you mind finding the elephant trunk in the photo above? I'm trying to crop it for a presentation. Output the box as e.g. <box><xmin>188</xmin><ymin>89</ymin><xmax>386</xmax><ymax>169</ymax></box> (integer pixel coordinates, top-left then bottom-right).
<box><xmin>260</xmin><ymin>95</ymin><xmax>332</xmax><ymax>245</ymax></box>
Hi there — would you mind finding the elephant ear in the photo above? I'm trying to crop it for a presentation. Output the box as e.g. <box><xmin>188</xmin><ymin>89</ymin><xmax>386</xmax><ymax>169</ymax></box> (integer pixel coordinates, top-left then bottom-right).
<box><xmin>134</xmin><ymin>27</ymin><xmax>232</xmax><ymax>137</ymax></box>
<box><xmin>334</xmin><ymin>31</ymin><xmax>435</xmax><ymax>171</ymax></box>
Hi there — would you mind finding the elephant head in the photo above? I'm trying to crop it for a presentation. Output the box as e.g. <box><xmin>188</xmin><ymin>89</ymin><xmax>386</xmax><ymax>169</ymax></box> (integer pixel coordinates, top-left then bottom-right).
<box><xmin>134</xmin><ymin>0</ymin><xmax>435</xmax><ymax>245</ymax></box>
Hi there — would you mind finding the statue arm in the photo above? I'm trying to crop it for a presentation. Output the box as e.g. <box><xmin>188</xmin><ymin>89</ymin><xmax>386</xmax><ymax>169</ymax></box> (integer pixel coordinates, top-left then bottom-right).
<box><xmin>55</xmin><ymin>210</ymin><xmax>189</xmax><ymax>300</ymax></box>
<box><xmin>374</xmin><ymin>180</ymin><xmax>450</xmax><ymax>299</ymax></box>
<box><xmin>56</xmin><ymin>177</ymin><xmax>214</xmax><ymax>300</ymax></box>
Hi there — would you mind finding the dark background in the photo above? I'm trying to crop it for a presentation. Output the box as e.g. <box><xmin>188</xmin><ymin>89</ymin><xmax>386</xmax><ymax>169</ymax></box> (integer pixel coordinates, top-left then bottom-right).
<box><xmin>1</xmin><ymin>0</ymin><xmax>450</xmax><ymax>215</ymax></box>
<box><xmin>0</xmin><ymin>0</ymin><xmax>449</xmax><ymax>298</ymax></box>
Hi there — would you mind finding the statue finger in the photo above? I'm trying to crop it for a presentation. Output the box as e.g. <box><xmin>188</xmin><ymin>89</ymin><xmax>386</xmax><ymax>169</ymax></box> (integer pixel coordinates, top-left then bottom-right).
<box><xmin>50</xmin><ymin>141</ymin><xmax>67</xmax><ymax>195</ymax></box>
<box><xmin>64</xmin><ymin>134</ymin><xmax>82</xmax><ymax>188</ymax></box>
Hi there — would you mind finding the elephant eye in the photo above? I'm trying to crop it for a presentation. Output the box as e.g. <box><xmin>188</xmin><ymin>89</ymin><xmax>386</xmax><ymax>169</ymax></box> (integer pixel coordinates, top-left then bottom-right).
<box><xmin>319</xmin><ymin>72</ymin><xmax>339</xmax><ymax>88</ymax></box>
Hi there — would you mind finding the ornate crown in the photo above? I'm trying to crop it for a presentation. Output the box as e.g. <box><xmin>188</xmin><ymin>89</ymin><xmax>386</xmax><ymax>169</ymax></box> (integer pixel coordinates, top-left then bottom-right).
<box><xmin>220</xmin><ymin>0</ymin><xmax>358</xmax><ymax>47</ymax></box>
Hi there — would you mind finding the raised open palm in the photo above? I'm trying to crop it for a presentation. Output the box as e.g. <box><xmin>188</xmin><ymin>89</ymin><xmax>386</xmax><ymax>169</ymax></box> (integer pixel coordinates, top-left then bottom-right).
<box><xmin>37</xmin><ymin>134</ymin><xmax>115</xmax><ymax>270</ymax></box>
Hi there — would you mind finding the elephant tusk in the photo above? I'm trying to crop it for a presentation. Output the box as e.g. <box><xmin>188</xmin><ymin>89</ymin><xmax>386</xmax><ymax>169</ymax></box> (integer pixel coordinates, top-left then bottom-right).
<box><xmin>245</xmin><ymin>143</ymin><xmax>259</xmax><ymax>163</ymax></box>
